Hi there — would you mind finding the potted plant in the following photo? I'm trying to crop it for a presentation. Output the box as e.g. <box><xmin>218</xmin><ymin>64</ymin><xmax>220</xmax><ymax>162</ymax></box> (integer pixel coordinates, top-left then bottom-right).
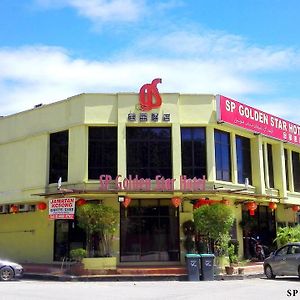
<box><xmin>225</xmin><ymin>244</ymin><xmax>238</xmax><ymax>275</ymax></box>
<box><xmin>68</xmin><ymin>248</ymin><xmax>87</xmax><ymax>275</ymax></box>
<box><xmin>182</xmin><ymin>220</ymin><xmax>195</xmax><ymax>253</ymax></box>
<box><xmin>193</xmin><ymin>203</ymin><xmax>234</xmax><ymax>273</ymax></box>
<box><xmin>76</xmin><ymin>203</ymin><xmax>118</xmax><ymax>270</ymax></box>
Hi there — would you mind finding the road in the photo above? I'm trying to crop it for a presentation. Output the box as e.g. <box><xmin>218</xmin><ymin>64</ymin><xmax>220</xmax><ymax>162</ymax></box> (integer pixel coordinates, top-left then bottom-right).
<box><xmin>0</xmin><ymin>278</ymin><xmax>299</xmax><ymax>300</ymax></box>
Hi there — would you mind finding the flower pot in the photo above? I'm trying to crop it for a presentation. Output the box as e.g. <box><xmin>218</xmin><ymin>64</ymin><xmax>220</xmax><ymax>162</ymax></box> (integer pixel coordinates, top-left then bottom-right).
<box><xmin>238</xmin><ymin>267</ymin><xmax>244</xmax><ymax>275</ymax></box>
<box><xmin>225</xmin><ymin>266</ymin><xmax>234</xmax><ymax>275</ymax></box>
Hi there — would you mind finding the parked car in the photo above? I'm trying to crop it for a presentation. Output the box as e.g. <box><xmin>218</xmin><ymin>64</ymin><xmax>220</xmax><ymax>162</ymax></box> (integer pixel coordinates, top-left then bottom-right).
<box><xmin>0</xmin><ymin>259</ymin><xmax>23</xmax><ymax>281</ymax></box>
<box><xmin>264</xmin><ymin>242</ymin><xmax>300</xmax><ymax>279</ymax></box>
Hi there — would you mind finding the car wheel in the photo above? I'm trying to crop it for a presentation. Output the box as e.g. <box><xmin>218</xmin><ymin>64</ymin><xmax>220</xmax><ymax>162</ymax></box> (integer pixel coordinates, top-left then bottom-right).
<box><xmin>298</xmin><ymin>266</ymin><xmax>300</xmax><ymax>279</ymax></box>
<box><xmin>0</xmin><ymin>267</ymin><xmax>14</xmax><ymax>281</ymax></box>
<box><xmin>265</xmin><ymin>265</ymin><xmax>275</xmax><ymax>279</ymax></box>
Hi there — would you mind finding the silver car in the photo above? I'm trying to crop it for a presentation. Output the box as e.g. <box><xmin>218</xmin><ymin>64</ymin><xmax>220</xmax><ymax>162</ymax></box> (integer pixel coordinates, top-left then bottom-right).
<box><xmin>0</xmin><ymin>259</ymin><xmax>23</xmax><ymax>281</ymax></box>
<box><xmin>264</xmin><ymin>242</ymin><xmax>300</xmax><ymax>279</ymax></box>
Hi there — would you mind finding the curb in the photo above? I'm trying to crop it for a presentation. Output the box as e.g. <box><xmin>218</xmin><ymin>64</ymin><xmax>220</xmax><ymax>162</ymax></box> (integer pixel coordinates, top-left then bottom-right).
<box><xmin>23</xmin><ymin>272</ymin><xmax>265</xmax><ymax>282</ymax></box>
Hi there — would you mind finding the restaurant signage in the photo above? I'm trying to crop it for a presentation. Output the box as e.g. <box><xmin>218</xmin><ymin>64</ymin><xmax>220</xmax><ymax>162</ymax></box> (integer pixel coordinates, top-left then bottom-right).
<box><xmin>99</xmin><ymin>175</ymin><xmax>206</xmax><ymax>192</ymax></box>
<box><xmin>49</xmin><ymin>198</ymin><xmax>76</xmax><ymax>220</ymax></box>
<box><xmin>217</xmin><ymin>95</ymin><xmax>300</xmax><ymax>146</ymax></box>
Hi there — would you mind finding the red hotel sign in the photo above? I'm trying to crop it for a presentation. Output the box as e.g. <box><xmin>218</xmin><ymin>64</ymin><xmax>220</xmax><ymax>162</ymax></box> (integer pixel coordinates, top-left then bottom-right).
<box><xmin>217</xmin><ymin>95</ymin><xmax>300</xmax><ymax>146</ymax></box>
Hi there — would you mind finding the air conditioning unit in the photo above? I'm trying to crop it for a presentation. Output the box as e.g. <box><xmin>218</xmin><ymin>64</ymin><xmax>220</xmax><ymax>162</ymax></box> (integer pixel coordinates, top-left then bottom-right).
<box><xmin>0</xmin><ymin>205</ymin><xmax>10</xmax><ymax>214</ymax></box>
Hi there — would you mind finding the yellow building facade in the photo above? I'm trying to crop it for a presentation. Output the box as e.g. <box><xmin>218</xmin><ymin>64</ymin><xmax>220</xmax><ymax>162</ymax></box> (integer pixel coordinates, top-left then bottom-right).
<box><xmin>0</xmin><ymin>90</ymin><xmax>299</xmax><ymax>265</ymax></box>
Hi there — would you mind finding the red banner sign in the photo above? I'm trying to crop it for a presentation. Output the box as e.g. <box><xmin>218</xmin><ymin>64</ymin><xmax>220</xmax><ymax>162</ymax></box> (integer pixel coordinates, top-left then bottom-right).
<box><xmin>217</xmin><ymin>95</ymin><xmax>300</xmax><ymax>145</ymax></box>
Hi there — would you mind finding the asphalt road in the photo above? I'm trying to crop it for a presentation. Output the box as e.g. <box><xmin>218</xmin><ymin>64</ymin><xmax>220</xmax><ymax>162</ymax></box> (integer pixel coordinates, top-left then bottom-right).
<box><xmin>0</xmin><ymin>278</ymin><xmax>299</xmax><ymax>300</ymax></box>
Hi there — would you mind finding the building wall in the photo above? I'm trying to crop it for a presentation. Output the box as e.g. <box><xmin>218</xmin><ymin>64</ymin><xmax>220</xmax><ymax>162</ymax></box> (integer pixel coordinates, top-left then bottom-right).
<box><xmin>0</xmin><ymin>93</ymin><xmax>299</xmax><ymax>264</ymax></box>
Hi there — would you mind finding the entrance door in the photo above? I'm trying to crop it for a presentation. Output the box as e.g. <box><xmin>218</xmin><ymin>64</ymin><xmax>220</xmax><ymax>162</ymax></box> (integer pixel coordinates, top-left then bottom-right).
<box><xmin>242</xmin><ymin>205</ymin><xmax>276</xmax><ymax>259</ymax></box>
<box><xmin>120</xmin><ymin>199</ymin><xmax>180</xmax><ymax>262</ymax></box>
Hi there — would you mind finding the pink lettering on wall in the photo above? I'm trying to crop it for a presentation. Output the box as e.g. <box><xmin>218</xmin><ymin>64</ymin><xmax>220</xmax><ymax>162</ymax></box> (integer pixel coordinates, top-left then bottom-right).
<box><xmin>99</xmin><ymin>175</ymin><xmax>206</xmax><ymax>192</ymax></box>
<box><xmin>217</xmin><ymin>95</ymin><xmax>300</xmax><ymax>146</ymax></box>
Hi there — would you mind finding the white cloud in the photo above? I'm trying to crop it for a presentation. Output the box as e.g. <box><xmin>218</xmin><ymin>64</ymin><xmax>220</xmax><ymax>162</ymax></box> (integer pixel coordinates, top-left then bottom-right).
<box><xmin>129</xmin><ymin>30</ymin><xmax>300</xmax><ymax>72</ymax></box>
<box><xmin>1</xmin><ymin>27</ymin><xmax>300</xmax><ymax>123</ymax></box>
<box><xmin>35</xmin><ymin>0</ymin><xmax>146</xmax><ymax>23</ymax></box>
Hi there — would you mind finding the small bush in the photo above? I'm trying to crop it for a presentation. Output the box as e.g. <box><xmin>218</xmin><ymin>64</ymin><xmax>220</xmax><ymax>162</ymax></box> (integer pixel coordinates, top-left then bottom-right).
<box><xmin>70</xmin><ymin>248</ymin><xmax>87</xmax><ymax>262</ymax></box>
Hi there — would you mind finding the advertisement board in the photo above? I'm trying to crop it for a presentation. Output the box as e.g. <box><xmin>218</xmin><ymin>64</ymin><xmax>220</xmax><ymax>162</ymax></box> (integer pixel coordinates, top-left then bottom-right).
<box><xmin>216</xmin><ymin>95</ymin><xmax>300</xmax><ymax>146</ymax></box>
<box><xmin>49</xmin><ymin>198</ymin><xmax>76</xmax><ymax>220</ymax></box>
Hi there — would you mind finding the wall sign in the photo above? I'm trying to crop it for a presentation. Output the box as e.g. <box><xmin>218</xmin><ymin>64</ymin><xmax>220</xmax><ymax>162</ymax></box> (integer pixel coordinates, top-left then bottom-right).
<box><xmin>99</xmin><ymin>175</ymin><xmax>206</xmax><ymax>192</ymax></box>
<box><xmin>139</xmin><ymin>78</ymin><xmax>162</xmax><ymax>111</ymax></box>
<box><xmin>49</xmin><ymin>198</ymin><xmax>76</xmax><ymax>220</ymax></box>
<box><xmin>217</xmin><ymin>95</ymin><xmax>300</xmax><ymax>145</ymax></box>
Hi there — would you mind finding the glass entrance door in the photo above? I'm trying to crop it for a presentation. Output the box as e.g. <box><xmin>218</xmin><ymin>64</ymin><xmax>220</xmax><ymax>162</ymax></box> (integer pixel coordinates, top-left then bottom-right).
<box><xmin>120</xmin><ymin>199</ymin><xmax>180</xmax><ymax>262</ymax></box>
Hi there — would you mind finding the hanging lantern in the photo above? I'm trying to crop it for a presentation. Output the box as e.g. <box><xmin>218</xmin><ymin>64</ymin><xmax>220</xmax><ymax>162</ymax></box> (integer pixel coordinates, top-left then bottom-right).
<box><xmin>193</xmin><ymin>198</ymin><xmax>210</xmax><ymax>209</ymax></box>
<box><xmin>37</xmin><ymin>202</ymin><xmax>47</xmax><ymax>211</ymax></box>
<box><xmin>292</xmin><ymin>205</ymin><xmax>300</xmax><ymax>212</ymax></box>
<box><xmin>122</xmin><ymin>197</ymin><xmax>131</xmax><ymax>208</ymax></box>
<box><xmin>10</xmin><ymin>205</ymin><xmax>18</xmax><ymax>214</ymax></box>
<box><xmin>76</xmin><ymin>198</ymin><xmax>87</xmax><ymax>207</ymax></box>
<box><xmin>247</xmin><ymin>202</ymin><xmax>258</xmax><ymax>216</ymax></box>
<box><xmin>268</xmin><ymin>202</ymin><xmax>277</xmax><ymax>211</ymax></box>
<box><xmin>171</xmin><ymin>197</ymin><xmax>181</xmax><ymax>208</ymax></box>
<box><xmin>221</xmin><ymin>199</ymin><xmax>230</xmax><ymax>206</ymax></box>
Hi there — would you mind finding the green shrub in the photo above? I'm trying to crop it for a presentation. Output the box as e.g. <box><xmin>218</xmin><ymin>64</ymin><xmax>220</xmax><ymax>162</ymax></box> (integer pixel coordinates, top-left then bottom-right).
<box><xmin>274</xmin><ymin>225</ymin><xmax>300</xmax><ymax>247</ymax></box>
<box><xmin>70</xmin><ymin>248</ymin><xmax>87</xmax><ymax>262</ymax></box>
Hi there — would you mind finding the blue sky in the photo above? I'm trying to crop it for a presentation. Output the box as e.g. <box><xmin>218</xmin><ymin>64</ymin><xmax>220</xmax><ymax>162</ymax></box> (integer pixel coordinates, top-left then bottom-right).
<box><xmin>1</xmin><ymin>0</ymin><xmax>300</xmax><ymax>124</ymax></box>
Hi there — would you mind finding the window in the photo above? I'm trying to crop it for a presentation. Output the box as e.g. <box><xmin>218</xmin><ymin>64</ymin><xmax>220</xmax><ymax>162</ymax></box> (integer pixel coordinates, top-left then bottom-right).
<box><xmin>215</xmin><ymin>129</ymin><xmax>231</xmax><ymax>181</ymax></box>
<box><xmin>181</xmin><ymin>127</ymin><xmax>206</xmax><ymax>178</ymax></box>
<box><xmin>236</xmin><ymin>135</ymin><xmax>252</xmax><ymax>185</ymax></box>
<box><xmin>292</xmin><ymin>151</ymin><xmax>300</xmax><ymax>192</ymax></box>
<box><xmin>126</xmin><ymin>127</ymin><xmax>172</xmax><ymax>179</ymax></box>
<box><xmin>88</xmin><ymin>127</ymin><xmax>117</xmax><ymax>179</ymax></box>
<box><xmin>267</xmin><ymin>144</ymin><xmax>274</xmax><ymax>188</ymax></box>
<box><xmin>49</xmin><ymin>130</ymin><xmax>69</xmax><ymax>184</ymax></box>
<box><xmin>284</xmin><ymin>149</ymin><xmax>289</xmax><ymax>190</ymax></box>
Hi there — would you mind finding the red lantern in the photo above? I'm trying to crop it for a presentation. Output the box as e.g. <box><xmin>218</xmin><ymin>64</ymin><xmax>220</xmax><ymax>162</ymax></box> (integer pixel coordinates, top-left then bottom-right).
<box><xmin>10</xmin><ymin>205</ymin><xmax>18</xmax><ymax>214</ymax></box>
<box><xmin>37</xmin><ymin>202</ymin><xmax>47</xmax><ymax>211</ymax></box>
<box><xmin>221</xmin><ymin>199</ymin><xmax>230</xmax><ymax>206</ymax></box>
<box><xmin>76</xmin><ymin>198</ymin><xmax>87</xmax><ymax>207</ymax></box>
<box><xmin>269</xmin><ymin>202</ymin><xmax>277</xmax><ymax>211</ymax></box>
<box><xmin>292</xmin><ymin>205</ymin><xmax>300</xmax><ymax>212</ymax></box>
<box><xmin>171</xmin><ymin>197</ymin><xmax>181</xmax><ymax>208</ymax></box>
<box><xmin>122</xmin><ymin>197</ymin><xmax>131</xmax><ymax>208</ymax></box>
<box><xmin>247</xmin><ymin>202</ymin><xmax>258</xmax><ymax>216</ymax></box>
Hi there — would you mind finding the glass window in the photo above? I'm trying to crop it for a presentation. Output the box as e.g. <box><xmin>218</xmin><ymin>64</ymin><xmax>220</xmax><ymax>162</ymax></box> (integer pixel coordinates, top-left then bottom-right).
<box><xmin>236</xmin><ymin>135</ymin><xmax>252</xmax><ymax>185</ymax></box>
<box><xmin>276</xmin><ymin>246</ymin><xmax>289</xmax><ymax>256</ymax></box>
<box><xmin>267</xmin><ymin>144</ymin><xmax>274</xmax><ymax>188</ymax></box>
<box><xmin>126</xmin><ymin>127</ymin><xmax>172</xmax><ymax>179</ymax></box>
<box><xmin>292</xmin><ymin>151</ymin><xmax>300</xmax><ymax>192</ymax></box>
<box><xmin>49</xmin><ymin>130</ymin><xmax>69</xmax><ymax>184</ymax></box>
<box><xmin>181</xmin><ymin>127</ymin><xmax>207</xmax><ymax>178</ymax></box>
<box><xmin>88</xmin><ymin>127</ymin><xmax>117</xmax><ymax>179</ymax></box>
<box><xmin>284</xmin><ymin>149</ymin><xmax>289</xmax><ymax>191</ymax></box>
<box><xmin>214</xmin><ymin>129</ymin><xmax>231</xmax><ymax>182</ymax></box>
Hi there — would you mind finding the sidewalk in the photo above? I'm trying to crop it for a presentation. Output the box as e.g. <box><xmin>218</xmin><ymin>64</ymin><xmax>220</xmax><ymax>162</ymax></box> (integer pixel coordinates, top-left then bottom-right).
<box><xmin>22</xmin><ymin>262</ymin><xmax>265</xmax><ymax>281</ymax></box>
